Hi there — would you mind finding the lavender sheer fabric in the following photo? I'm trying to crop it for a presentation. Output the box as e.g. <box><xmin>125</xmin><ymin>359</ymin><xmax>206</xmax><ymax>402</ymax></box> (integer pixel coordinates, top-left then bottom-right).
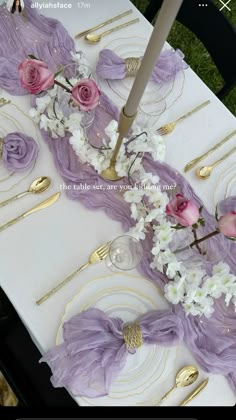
<box><xmin>96</xmin><ymin>48</ymin><xmax>188</xmax><ymax>82</ymax></box>
<box><xmin>1</xmin><ymin>0</ymin><xmax>236</xmax><ymax>395</ymax></box>
<box><xmin>2</xmin><ymin>132</ymin><xmax>38</xmax><ymax>171</ymax></box>
<box><xmin>0</xmin><ymin>0</ymin><xmax>75</xmax><ymax>95</ymax></box>
<box><xmin>218</xmin><ymin>196</ymin><xmax>236</xmax><ymax>214</ymax></box>
<box><xmin>40</xmin><ymin>308</ymin><xmax>184</xmax><ymax>397</ymax></box>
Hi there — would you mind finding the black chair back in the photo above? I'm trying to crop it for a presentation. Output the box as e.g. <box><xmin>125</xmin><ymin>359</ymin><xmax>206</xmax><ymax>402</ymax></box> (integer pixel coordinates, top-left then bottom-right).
<box><xmin>144</xmin><ymin>0</ymin><xmax>236</xmax><ymax>98</ymax></box>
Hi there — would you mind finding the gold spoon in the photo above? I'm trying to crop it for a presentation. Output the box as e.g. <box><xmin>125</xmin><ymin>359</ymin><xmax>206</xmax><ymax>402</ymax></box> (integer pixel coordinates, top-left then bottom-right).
<box><xmin>196</xmin><ymin>147</ymin><xmax>236</xmax><ymax>180</ymax></box>
<box><xmin>85</xmin><ymin>18</ymin><xmax>140</xmax><ymax>43</ymax></box>
<box><xmin>0</xmin><ymin>176</ymin><xmax>51</xmax><ymax>208</ymax></box>
<box><xmin>159</xmin><ymin>366</ymin><xmax>199</xmax><ymax>403</ymax></box>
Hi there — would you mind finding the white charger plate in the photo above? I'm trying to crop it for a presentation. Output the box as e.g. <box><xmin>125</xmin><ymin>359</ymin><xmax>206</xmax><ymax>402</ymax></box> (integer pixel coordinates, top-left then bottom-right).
<box><xmin>56</xmin><ymin>272</ymin><xmax>180</xmax><ymax>406</ymax></box>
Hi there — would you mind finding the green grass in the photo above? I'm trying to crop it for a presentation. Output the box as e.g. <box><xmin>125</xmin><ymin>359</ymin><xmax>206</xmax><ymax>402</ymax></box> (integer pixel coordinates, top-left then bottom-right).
<box><xmin>132</xmin><ymin>0</ymin><xmax>236</xmax><ymax>115</ymax></box>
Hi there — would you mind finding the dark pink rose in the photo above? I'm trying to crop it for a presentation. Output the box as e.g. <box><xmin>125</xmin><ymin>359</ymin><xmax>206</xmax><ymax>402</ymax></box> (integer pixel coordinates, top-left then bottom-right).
<box><xmin>18</xmin><ymin>59</ymin><xmax>54</xmax><ymax>94</ymax></box>
<box><xmin>71</xmin><ymin>78</ymin><xmax>101</xmax><ymax>111</ymax></box>
<box><xmin>166</xmin><ymin>194</ymin><xmax>200</xmax><ymax>227</ymax></box>
<box><xmin>218</xmin><ymin>212</ymin><xmax>236</xmax><ymax>237</ymax></box>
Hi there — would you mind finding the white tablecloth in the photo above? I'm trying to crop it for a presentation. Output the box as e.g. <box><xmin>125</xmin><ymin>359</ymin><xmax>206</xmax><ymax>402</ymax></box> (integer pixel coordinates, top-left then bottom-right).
<box><xmin>0</xmin><ymin>0</ymin><xmax>235</xmax><ymax>406</ymax></box>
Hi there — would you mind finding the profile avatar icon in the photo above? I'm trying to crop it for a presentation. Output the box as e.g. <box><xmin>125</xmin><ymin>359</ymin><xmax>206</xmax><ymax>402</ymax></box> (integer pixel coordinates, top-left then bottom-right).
<box><xmin>6</xmin><ymin>0</ymin><xmax>25</xmax><ymax>13</ymax></box>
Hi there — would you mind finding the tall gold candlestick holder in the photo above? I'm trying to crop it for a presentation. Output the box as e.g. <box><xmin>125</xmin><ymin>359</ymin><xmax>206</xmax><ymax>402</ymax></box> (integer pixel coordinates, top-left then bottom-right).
<box><xmin>101</xmin><ymin>107</ymin><xmax>137</xmax><ymax>181</ymax></box>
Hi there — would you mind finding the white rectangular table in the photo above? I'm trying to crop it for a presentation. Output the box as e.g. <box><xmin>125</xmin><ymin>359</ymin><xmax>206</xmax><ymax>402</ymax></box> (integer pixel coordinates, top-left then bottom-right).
<box><xmin>0</xmin><ymin>0</ymin><xmax>235</xmax><ymax>406</ymax></box>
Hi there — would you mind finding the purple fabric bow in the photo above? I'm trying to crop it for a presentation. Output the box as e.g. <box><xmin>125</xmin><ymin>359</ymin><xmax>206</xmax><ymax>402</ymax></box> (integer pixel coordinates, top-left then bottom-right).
<box><xmin>40</xmin><ymin>308</ymin><xmax>184</xmax><ymax>398</ymax></box>
<box><xmin>96</xmin><ymin>48</ymin><xmax>188</xmax><ymax>83</ymax></box>
<box><xmin>1</xmin><ymin>132</ymin><xmax>38</xmax><ymax>171</ymax></box>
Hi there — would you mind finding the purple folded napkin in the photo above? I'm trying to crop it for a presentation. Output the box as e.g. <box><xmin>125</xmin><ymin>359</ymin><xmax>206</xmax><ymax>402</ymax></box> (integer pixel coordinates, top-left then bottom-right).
<box><xmin>40</xmin><ymin>307</ymin><xmax>184</xmax><ymax>398</ymax></box>
<box><xmin>96</xmin><ymin>48</ymin><xmax>188</xmax><ymax>83</ymax></box>
<box><xmin>0</xmin><ymin>132</ymin><xmax>38</xmax><ymax>171</ymax></box>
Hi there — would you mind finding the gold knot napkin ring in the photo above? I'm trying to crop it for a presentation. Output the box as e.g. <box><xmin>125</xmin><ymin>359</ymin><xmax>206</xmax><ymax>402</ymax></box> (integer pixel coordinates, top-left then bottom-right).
<box><xmin>123</xmin><ymin>322</ymin><xmax>143</xmax><ymax>351</ymax></box>
<box><xmin>0</xmin><ymin>138</ymin><xmax>3</xmax><ymax>160</ymax></box>
<box><xmin>124</xmin><ymin>57</ymin><xmax>141</xmax><ymax>77</ymax></box>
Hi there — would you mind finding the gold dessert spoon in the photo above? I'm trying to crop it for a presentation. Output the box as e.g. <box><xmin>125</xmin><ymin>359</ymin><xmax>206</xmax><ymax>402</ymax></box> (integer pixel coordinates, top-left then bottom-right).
<box><xmin>0</xmin><ymin>176</ymin><xmax>51</xmax><ymax>208</ymax></box>
<box><xmin>159</xmin><ymin>365</ymin><xmax>199</xmax><ymax>403</ymax></box>
<box><xmin>196</xmin><ymin>147</ymin><xmax>236</xmax><ymax>180</ymax></box>
<box><xmin>85</xmin><ymin>18</ymin><xmax>140</xmax><ymax>43</ymax></box>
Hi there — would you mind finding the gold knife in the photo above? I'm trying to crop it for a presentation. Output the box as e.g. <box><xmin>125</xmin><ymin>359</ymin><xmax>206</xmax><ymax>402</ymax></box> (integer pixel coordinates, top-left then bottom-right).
<box><xmin>184</xmin><ymin>130</ymin><xmax>236</xmax><ymax>172</ymax></box>
<box><xmin>0</xmin><ymin>192</ymin><xmax>61</xmax><ymax>233</ymax></box>
<box><xmin>179</xmin><ymin>378</ymin><xmax>209</xmax><ymax>406</ymax></box>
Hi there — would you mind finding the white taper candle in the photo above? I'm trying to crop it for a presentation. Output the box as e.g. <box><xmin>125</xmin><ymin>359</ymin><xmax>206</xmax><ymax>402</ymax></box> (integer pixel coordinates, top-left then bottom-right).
<box><xmin>124</xmin><ymin>0</ymin><xmax>183</xmax><ymax>117</ymax></box>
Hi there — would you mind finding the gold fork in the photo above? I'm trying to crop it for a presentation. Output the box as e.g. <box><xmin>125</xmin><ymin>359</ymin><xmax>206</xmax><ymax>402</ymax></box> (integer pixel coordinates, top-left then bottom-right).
<box><xmin>36</xmin><ymin>242</ymin><xmax>111</xmax><ymax>305</ymax></box>
<box><xmin>157</xmin><ymin>100</ymin><xmax>210</xmax><ymax>136</ymax></box>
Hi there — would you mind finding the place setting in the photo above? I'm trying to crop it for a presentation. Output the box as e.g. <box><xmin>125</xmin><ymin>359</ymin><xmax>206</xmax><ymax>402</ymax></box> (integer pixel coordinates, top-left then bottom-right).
<box><xmin>0</xmin><ymin>0</ymin><xmax>235</xmax><ymax>407</ymax></box>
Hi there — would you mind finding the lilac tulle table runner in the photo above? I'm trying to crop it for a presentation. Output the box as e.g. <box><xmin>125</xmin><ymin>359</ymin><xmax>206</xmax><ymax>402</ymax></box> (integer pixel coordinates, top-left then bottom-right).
<box><xmin>1</xmin><ymin>0</ymin><xmax>236</xmax><ymax>396</ymax></box>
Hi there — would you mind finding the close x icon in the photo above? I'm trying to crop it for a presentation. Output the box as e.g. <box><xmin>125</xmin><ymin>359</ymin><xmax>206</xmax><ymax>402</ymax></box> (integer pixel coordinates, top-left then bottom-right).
<box><xmin>218</xmin><ymin>0</ymin><xmax>232</xmax><ymax>11</ymax></box>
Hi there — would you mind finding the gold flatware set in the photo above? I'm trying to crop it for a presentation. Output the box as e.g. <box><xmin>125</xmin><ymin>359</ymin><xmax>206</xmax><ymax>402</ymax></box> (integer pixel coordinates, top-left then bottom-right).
<box><xmin>184</xmin><ymin>129</ymin><xmax>236</xmax><ymax>178</ymax></box>
<box><xmin>85</xmin><ymin>19</ymin><xmax>140</xmax><ymax>43</ymax></box>
<box><xmin>75</xmin><ymin>9</ymin><xmax>139</xmax><ymax>43</ymax></box>
<box><xmin>0</xmin><ymin>176</ymin><xmax>60</xmax><ymax>232</ymax></box>
<box><xmin>158</xmin><ymin>365</ymin><xmax>208</xmax><ymax>406</ymax></box>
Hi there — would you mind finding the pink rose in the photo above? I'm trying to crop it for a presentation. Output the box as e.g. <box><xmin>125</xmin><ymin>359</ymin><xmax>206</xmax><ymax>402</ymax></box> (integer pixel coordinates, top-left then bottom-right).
<box><xmin>18</xmin><ymin>59</ymin><xmax>54</xmax><ymax>94</ymax></box>
<box><xmin>71</xmin><ymin>78</ymin><xmax>101</xmax><ymax>111</ymax></box>
<box><xmin>218</xmin><ymin>212</ymin><xmax>236</xmax><ymax>237</ymax></box>
<box><xmin>166</xmin><ymin>194</ymin><xmax>200</xmax><ymax>227</ymax></box>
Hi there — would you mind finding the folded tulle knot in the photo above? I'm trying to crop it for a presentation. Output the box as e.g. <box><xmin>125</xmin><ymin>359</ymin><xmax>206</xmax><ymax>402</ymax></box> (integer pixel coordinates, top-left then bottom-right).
<box><xmin>96</xmin><ymin>48</ymin><xmax>188</xmax><ymax>83</ymax></box>
<box><xmin>123</xmin><ymin>322</ymin><xmax>143</xmax><ymax>352</ymax></box>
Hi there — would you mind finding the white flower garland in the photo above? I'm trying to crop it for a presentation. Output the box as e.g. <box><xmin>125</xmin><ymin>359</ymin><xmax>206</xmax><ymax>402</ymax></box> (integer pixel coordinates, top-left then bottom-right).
<box><xmin>29</xmin><ymin>51</ymin><xmax>236</xmax><ymax>318</ymax></box>
<box><xmin>29</xmin><ymin>51</ymin><xmax>165</xmax><ymax>176</ymax></box>
<box><xmin>124</xmin><ymin>180</ymin><xmax>236</xmax><ymax>318</ymax></box>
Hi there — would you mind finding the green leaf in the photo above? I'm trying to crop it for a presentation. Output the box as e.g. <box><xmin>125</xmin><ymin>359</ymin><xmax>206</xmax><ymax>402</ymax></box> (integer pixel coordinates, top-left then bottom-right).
<box><xmin>192</xmin><ymin>223</ymin><xmax>198</xmax><ymax>229</ymax></box>
<box><xmin>171</xmin><ymin>224</ymin><xmax>185</xmax><ymax>230</ymax></box>
<box><xmin>65</xmin><ymin>77</ymin><xmax>73</xmax><ymax>87</ymax></box>
<box><xmin>198</xmin><ymin>218</ymin><xmax>205</xmax><ymax>226</ymax></box>
<box><xmin>54</xmin><ymin>68</ymin><xmax>64</xmax><ymax>78</ymax></box>
<box><xmin>227</xmin><ymin>236</ymin><xmax>236</xmax><ymax>242</ymax></box>
<box><xmin>27</xmin><ymin>54</ymin><xmax>40</xmax><ymax>60</ymax></box>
